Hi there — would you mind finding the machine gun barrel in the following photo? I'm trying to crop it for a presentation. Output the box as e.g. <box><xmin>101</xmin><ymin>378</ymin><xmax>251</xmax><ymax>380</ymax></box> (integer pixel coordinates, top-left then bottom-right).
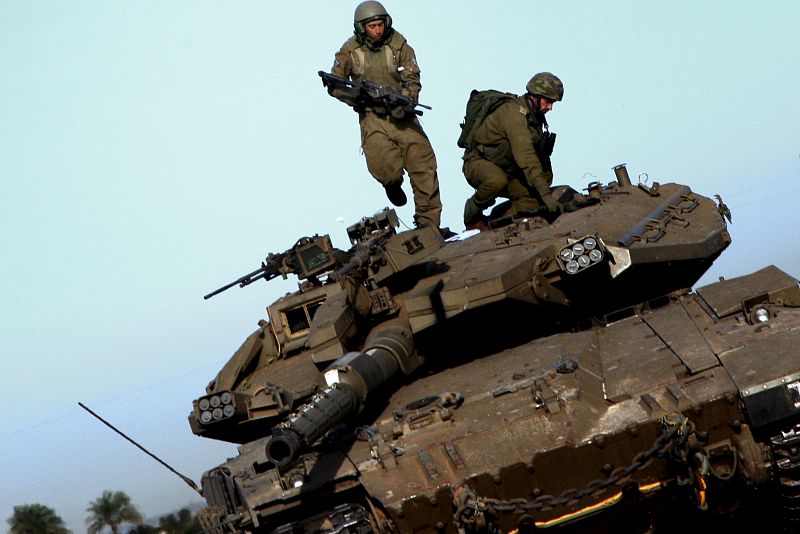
<box><xmin>203</xmin><ymin>266</ymin><xmax>270</xmax><ymax>300</ymax></box>
<box><xmin>334</xmin><ymin>222</ymin><xmax>398</xmax><ymax>281</ymax></box>
<box><xmin>203</xmin><ymin>234</ymin><xmax>337</xmax><ymax>300</ymax></box>
<box><xmin>332</xmin><ymin>248</ymin><xmax>370</xmax><ymax>280</ymax></box>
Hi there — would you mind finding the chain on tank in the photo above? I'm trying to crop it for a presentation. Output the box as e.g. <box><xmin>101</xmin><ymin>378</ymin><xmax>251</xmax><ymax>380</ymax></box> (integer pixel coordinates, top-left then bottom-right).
<box><xmin>453</xmin><ymin>414</ymin><xmax>695</xmax><ymax>529</ymax></box>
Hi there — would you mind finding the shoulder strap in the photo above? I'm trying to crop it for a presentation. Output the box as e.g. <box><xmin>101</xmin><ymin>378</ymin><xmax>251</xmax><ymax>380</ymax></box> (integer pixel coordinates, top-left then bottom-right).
<box><xmin>385</xmin><ymin>30</ymin><xmax>406</xmax><ymax>51</ymax></box>
<box><xmin>344</xmin><ymin>35</ymin><xmax>360</xmax><ymax>51</ymax></box>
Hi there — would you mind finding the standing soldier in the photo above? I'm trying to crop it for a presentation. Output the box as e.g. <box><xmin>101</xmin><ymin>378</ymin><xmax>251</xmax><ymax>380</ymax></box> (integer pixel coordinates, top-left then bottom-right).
<box><xmin>326</xmin><ymin>1</ymin><xmax>442</xmax><ymax>230</ymax></box>
<box><xmin>460</xmin><ymin>72</ymin><xmax>564</xmax><ymax>230</ymax></box>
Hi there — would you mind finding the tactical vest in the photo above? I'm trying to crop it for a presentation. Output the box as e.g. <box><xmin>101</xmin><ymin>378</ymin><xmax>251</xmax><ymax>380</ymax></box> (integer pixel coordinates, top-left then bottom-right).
<box><xmin>345</xmin><ymin>32</ymin><xmax>407</xmax><ymax>91</ymax></box>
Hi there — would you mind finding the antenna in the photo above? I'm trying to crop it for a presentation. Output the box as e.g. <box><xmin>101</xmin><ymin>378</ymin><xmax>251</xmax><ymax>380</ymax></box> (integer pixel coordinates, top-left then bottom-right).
<box><xmin>78</xmin><ymin>402</ymin><xmax>202</xmax><ymax>496</ymax></box>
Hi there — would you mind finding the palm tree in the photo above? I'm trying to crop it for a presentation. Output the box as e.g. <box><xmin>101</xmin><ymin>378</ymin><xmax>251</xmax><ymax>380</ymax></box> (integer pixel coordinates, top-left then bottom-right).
<box><xmin>7</xmin><ymin>503</ymin><xmax>71</xmax><ymax>534</ymax></box>
<box><xmin>85</xmin><ymin>491</ymin><xmax>143</xmax><ymax>534</ymax></box>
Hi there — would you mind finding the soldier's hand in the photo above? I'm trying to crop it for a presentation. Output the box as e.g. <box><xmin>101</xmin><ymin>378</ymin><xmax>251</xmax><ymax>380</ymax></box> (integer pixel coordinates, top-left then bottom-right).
<box><xmin>562</xmin><ymin>199</ymin><xmax>579</xmax><ymax>213</ymax></box>
<box><xmin>562</xmin><ymin>195</ymin><xmax>599</xmax><ymax>212</ymax></box>
<box><xmin>390</xmin><ymin>106</ymin><xmax>408</xmax><ymax>119</ymax></box>
<box><xmin>541</xmin><ymin>193</ymin><xmax>563</xmax><ymax>214</ymax></box>
<box><xmin>390</xmin><ymin>104</ymin><xmax>416</xmax><ymax>119</ymax></box>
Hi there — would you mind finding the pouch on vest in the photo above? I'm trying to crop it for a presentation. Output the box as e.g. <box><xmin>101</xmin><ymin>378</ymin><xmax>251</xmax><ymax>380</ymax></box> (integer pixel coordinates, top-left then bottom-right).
<box><xmin>537</xmin><ymin>131</ymin><xmax>556</xmax><ymax>157</ymax></box>
<box><xmin>457</xmin><ymin>90</ymin><xmax>517</xmax><ymax>149</ymax></box>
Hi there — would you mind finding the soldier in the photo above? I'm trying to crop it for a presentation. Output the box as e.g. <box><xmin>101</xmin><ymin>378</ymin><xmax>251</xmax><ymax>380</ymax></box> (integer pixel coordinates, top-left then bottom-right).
<box><xmin>461</xmin><ymin>72</ymin><xmax>564</xmax><ymax>230</ymax></box>
<box><xmin>327</xmin><ymin>1</ymin><xmax>442</xmax><ymax>230</ymax></box>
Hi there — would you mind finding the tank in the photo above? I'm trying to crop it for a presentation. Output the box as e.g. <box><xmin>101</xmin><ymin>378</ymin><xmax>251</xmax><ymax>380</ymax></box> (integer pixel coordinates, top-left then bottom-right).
<box><xmin>190</xmin><ymin>166</ymin><xmax>800</xmax><ymax>533</ymax></box>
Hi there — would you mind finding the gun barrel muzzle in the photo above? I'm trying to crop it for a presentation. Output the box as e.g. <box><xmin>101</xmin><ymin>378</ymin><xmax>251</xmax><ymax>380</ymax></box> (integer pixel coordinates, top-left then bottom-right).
<box><xmin>265</xmin><ymin>327</ymin><xmax>416</xmax><ymax>467</ymax></box>
<box><xmin>266</xmin><ymin>385</ymin><xmax>359</xmax><ymax>467</ymax></box>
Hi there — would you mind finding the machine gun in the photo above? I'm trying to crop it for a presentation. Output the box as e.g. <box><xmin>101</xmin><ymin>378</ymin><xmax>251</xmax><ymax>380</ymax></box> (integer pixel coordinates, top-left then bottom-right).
<box><xmin>318</xmin><ymin>71</ymin><xmax>432</xmax><ymax>117</ymax></box>
<box><xmin>333</xmin><ymin>208</ymin><xmax>400</xmax><ymax>281</ymax></box>
<box><xmin>203</xmin><ymin>235</ymin><xmax>339</xmax><ymax>299</ymax></box>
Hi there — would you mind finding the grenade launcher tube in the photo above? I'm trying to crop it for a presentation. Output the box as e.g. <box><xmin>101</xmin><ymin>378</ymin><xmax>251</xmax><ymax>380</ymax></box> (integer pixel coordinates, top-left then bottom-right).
<box><xmin>266</xmin><ymin>334</ymin><xmax>412</xmax><ymax>467</ymax></box>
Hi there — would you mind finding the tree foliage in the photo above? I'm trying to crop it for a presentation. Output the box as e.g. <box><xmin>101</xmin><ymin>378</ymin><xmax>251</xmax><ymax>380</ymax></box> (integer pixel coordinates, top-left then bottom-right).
<box><xmin>157</xmin><ymin>508</ymin><xmax>201</xmax><ymax>534</ymax></box>
<box><xmin>86</xmin><ymin>491</ymin><xmax>143</xmax><ymax>534</ymax></box>
<box><xmin>7</xmin><ymin>503</ymin><xmax>71</xmax><ymax>534</ymax></box>
<box><xmin>125</xmin><ymin>525</ymin><xmax>157</xmax><ymax>534</ymax></box>
<box><xmin>127</xmin><ymin>507</ymin><xmax>201</xmax><ymax>534</ymax></box>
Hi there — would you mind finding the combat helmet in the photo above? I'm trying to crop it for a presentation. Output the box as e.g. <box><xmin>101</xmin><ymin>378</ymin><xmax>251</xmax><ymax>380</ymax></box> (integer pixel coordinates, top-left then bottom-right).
<box><xmin>526</xmin><ymin>72</ymin><xmax>564</xmax><ymax>102</ymax></box>
<box><xmin>354</xmin><ymin>1</ymin><xmax>393</xmax><ymax>35</ymax></box>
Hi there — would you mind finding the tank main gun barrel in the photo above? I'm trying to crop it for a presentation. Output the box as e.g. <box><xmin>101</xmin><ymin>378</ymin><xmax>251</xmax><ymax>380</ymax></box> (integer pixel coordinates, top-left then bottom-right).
<box><xmin>267</xmin><ymin>385</ymin><xmax>360</xmax><ymax>467</ymax></box>
<box><xmin>266</xmin><ymin>327</ymin><xmax>418</xmax><ymax>467</ymax></box>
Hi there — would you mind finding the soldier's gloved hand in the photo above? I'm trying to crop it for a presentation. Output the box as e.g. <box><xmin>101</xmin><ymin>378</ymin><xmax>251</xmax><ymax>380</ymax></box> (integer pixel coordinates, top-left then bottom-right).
<box><xmin>540</xmin><ymin>192</ymin><xmax>563</xmax><ymax>214</ymax></box>
<box><xmin>562</xmin><ymin>199</ymin><xmax>579</xmax><ymax>212</ymax></box>
<box><xmin>390</xmin><ymin>105</ymin><xmax>409</xmax><ymax>119</ymax></box>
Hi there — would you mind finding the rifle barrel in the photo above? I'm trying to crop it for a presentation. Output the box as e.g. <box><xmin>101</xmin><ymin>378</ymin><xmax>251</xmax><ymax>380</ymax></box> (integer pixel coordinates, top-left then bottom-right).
<box><xmin>318</xmin><ymin>71</ymin><xmax>355</xmax><ymax>87</ymax></box>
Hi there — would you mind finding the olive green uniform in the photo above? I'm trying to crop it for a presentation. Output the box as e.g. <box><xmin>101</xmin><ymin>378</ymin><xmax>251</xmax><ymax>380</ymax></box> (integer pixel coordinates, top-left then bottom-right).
<box><xmin>463</xmin><ymin>95</ymin><xmax>554</xmax><ymax>220</ymax></box>
<box><xmin>331</xmin><ymin>31</ymin><xmax>442</xmax><ymax>228</ymax></box>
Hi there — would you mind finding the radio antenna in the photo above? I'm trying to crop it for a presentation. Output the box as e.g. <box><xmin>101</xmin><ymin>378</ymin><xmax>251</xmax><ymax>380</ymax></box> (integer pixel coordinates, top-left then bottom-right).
<box><xmin>78</xmin><ymin>402</ymin><xmax>202</xmax><ymax>495</ymax></box>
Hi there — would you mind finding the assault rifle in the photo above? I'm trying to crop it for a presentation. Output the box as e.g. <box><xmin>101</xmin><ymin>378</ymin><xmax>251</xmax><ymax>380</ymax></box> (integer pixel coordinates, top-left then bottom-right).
<box><xmin>204</xmin><ymin>235</ymin><xmax>339</xmax><ymax>299</ymax></box>
<box><xmin>318</xmin><ymin>71</ymin><xmax>432</xmax><ymax>116</ymax></box>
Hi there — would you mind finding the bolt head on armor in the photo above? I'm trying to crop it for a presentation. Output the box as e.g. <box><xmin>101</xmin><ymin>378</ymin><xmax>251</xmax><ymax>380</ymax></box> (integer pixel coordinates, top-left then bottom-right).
<box><xmin>526</xmin><ymin>72</ymin><xmax>564</xmax><ymax>102</ymax></box>
<box><xmin>354</xmin><ymin>1</ymin><xmax>393</xmax><ymax>34</ymax></box>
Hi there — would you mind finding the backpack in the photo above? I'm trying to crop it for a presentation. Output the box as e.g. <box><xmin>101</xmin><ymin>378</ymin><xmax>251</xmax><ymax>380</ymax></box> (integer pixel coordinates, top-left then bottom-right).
<box><xmin>456</xmin><ymin>90</ymin><xmax>517</xmax><ymax>149</ymax></box>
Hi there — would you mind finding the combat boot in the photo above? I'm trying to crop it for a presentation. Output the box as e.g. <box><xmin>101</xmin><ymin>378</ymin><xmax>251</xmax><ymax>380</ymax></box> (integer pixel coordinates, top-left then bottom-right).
<box><xmin>413</xmin><ymin>215</ymin><xmax>455</xmax><ymax>239</ymax></box>
<box><xmin>439</xmin><ymin>227</ymin><xmax>457</xmax><ymax>239</ymax></box>
<box><xmin>463</xmin><ymin>197</ymin><xmax>489</xmax><ymax>232</ymax></box>
<box><xmin>384</xmin><ymin>183</ymin><xmax>407</xmax><ymax>207</ymax></box>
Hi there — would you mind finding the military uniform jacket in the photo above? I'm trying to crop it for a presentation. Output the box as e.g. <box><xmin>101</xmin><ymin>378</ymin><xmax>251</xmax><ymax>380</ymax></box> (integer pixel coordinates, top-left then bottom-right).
<box><xmin>469</xmin><ymin>95</ymin><xmax>553</xmax><ymax>196</ymax></box>
<box><xmin>331</xmin><ymin>30</ymin><xmax>421</xmax><ymax>112</ymax></box>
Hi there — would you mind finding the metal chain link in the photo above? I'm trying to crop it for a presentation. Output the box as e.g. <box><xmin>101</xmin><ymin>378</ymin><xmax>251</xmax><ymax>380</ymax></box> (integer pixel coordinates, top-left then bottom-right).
<box><xmin>454</xmin><ymin>414</ymin><xmax>694</xmax><ymax>526</ymax></box>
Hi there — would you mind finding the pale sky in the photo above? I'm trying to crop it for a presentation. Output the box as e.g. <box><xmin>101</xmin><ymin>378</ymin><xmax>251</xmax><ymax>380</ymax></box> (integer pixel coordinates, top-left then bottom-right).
<box><xmin>2</xmin><ymin>1</ymin><xmax>799</xmax><ymax>532</ymax></box>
